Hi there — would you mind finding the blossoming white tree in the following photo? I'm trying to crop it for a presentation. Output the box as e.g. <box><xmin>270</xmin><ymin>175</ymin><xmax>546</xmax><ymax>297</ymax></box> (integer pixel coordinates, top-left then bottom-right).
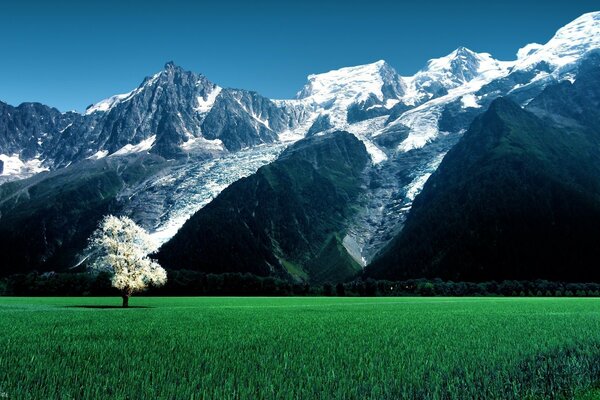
<box><xmin>86</xmin><ymin>215</ymin><xmax>167</xmax><ymax>307</ymax></box>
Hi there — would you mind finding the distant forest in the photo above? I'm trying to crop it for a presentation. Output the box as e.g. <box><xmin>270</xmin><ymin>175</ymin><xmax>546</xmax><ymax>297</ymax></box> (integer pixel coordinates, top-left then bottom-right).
<box><xmin>2</xmin><ymin>270</ymin><xmax>600</xmax><ymax>298</ymax></box>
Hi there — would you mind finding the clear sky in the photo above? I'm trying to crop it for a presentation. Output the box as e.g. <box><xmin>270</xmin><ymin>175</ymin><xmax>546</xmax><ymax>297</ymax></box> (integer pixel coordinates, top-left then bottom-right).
<box><xmin>0</xmin><ymin>0</ymin><xmax>598</xmax><ymax>111</ymax></box>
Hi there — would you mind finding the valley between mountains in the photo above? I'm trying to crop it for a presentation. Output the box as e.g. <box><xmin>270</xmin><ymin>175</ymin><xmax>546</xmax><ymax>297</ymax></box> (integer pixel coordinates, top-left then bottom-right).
<box><xmin>2</xmin><ymin>12</ymin><xmax>600</xmax><ymax>284</ymax></box>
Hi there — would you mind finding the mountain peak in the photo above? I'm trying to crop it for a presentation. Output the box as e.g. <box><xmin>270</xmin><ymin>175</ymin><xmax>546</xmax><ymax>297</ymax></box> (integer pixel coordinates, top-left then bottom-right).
<box><xmin>371</xmin><ymin>59</ymin><xmax>389</xmax><ymax>68</ymax></box>
<box><xmin>514</xmin><ymin>11</ymin><xmax>600</xmax><ymax>71</ymax></box>
<box><xmin>423</xmin><ymin>47</ymin><xmax>487</xmax><ymax>73</ymax></box>
<box><xmin>408</xmin><ymin>47</ymin><xmax>507</xmax><ymax>96</ymax></box>
<box><xmin>84</xmin><ymin>62</ymin><xmax>214</xmax><ymax>116</ymax></box>
<box><xmin>453</xmin><ymin>46</ymin><xmax>478</xmax><ymax>57</ymax></box>
<box><xmin>295</xmin><ymin>60</ymin><xmax>402</xmax><ymax>103</ymax></box>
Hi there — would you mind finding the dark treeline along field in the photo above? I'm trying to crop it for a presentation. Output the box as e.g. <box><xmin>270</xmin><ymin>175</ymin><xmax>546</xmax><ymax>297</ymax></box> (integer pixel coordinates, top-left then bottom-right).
<box><xmin>4</xmin><ymin>270</ymin><xmax>600</xmax><ymax>298</ymax></box>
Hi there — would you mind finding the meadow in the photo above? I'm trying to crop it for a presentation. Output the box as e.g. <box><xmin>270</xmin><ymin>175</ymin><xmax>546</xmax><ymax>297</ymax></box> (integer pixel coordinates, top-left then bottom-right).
<box><xmin>1</xmin><ymin>297</ymin><xmax>600</xmax><ymax>399</ymax></box>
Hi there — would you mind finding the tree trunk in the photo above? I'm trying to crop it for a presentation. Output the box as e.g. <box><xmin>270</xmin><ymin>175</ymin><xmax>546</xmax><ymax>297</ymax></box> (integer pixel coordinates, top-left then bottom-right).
<box><xmin>122</xmin><ymin>295</ymin><xmax>129</xmax><ymax>308</ymax></box>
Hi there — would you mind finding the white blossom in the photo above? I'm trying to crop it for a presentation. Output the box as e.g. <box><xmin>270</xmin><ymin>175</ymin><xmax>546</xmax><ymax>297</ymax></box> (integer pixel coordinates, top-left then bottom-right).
<box><xmin>86</xmin><ymin>215</ymin><xmax>167</xmax><ymax>297</ymax></box>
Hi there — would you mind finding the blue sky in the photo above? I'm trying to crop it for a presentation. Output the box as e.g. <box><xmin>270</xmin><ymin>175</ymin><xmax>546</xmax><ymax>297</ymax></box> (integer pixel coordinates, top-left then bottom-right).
<box><xmin>0</xmin><ymin>0</ymin><xmax>598</xmax><ymax>111</ymax></box>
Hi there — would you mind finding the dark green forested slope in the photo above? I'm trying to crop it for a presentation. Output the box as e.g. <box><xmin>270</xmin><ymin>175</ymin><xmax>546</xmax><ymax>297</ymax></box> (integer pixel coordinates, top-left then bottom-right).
<box><xmin>158</xmin><ymin>132</ymin><xmax>369</xmax><ymax>283</ymax></box>
<box><xmin>0</xmin><ymin>155</ymin><xmax>165</xmax><ymax>276</ymax></box>
<box><xmin>367</xmin><ymin>97</ymin><xmax>600</xmax><ymax>281</ymax></box>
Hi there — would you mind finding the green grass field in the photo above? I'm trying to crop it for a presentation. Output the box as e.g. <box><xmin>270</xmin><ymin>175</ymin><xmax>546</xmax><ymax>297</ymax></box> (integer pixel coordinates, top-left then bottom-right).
<box><xmin>1</xmin><ymin>297</ymin><xmax>600</xmax><ymax>399</ymax></box>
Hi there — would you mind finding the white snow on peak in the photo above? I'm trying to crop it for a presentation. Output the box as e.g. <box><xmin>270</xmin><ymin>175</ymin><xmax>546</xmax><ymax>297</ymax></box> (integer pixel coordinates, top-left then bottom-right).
<box><xmin>516</xmin><ymin>43</ymin><xmax>544</xmax><ymax>60</ymax></box>
<box><xmin>381</xmin><ymin>13</ymin><xmax>600</xmax><ymax>154</ymax></box>
<box><xmin>293</xmin><ymin>60</ymin><xmax>404</xmax><ymax>128</ymax></box>
<box><xmin>514</xmin><ymin>12</ymin><xmax>600</xmax><ymax>71</ymax></box>
<box><xmin>111</xmin><ymin>135</ymin><xmax>156</xmax><ymax>156</ymax></box>
<box><xmin>84</xmin><ymin>72</ymin><xmax>163</xmax><ymax>115</ymax></box>
<box><xmin>390</xmin><ymin>51</ymin><xmax>512</xmax><ymax>152</ymax></box>
<box><xmin>85</xmin><ymin>92</ymin><xmax>132</xmax><ymax>115</ymax></box>
<box><xmin>402</xmin><ymin>47</ymin><xmax>513</xmax><ymax>105</ymax></box>
<box><xmin>423</xmin><ymin>47</ymin><xmax>483</xmax><ymax>74</ymax></box>
<box><xmin>296</xmin><ymin>60</ymin><xmax>394</xmax><ymax>104</ymax></box>
<box><xmin>195</xmin><ymin>86</ymin><xmax>222</xmax><ymax>113</ymax></box>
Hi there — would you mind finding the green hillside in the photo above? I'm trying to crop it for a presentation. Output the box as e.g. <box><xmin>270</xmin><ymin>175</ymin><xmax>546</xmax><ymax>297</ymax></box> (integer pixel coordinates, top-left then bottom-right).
<box><xmin>368</xmin><ymin>97</ymin><xmax>600</xmax><ymax>281</ymax></box>
<box><xmin>158</xmin><ymin>132</ymin><xmax>368</xmax><ymax>283</ymax></box>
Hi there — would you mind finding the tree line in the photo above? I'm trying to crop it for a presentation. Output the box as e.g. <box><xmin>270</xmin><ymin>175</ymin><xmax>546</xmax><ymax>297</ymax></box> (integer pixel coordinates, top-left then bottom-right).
<box><xmin>3</xmin><ymin>270</ymin><xmax>600</xmax><ymax>297</ymax></box>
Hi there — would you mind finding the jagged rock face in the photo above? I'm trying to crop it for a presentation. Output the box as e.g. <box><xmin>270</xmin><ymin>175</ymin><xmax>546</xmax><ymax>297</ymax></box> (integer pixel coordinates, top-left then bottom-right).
<box><xmin>44</xmin><ymin>63</ymin><xmax>219</xmax><ymax>165</ymax></box>
<box><xmin>526</xmin><ymin>52</ymin><xmax>600</xmax><ymax>130</ymax></box>
<box><xmin>307</xmin><ymin>114</ymin><xmax>332</xmax><ymax>136</ymax></box>
<box><xmin>0</xmin><ymin>101</ymin><xmax>78</xmax><ymax>160</ymax></box>
<box><xmin>1</xmin><ymin>62</ymin><xmax>305</xmax><ymax>173</ymax></box>
<box><xmin>90</xmin><ymin>63</ymin><xmax>211</xmax><ymax>151</ymax></box>
<box><xmin>201</xmin><ymin>89</ymin><xmax>288</xmax><ymax>150</ymax></box>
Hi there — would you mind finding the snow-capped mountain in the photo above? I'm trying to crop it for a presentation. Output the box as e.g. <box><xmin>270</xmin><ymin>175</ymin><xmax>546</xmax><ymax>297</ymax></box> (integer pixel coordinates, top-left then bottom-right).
<box><xmin>404</xmin><ymin>47</ymin><xmax>513</xmax><ymax>104</ymax></box>
<box><xmin>1</xmin><ymin>11</ymin><xmax>599</xmax><ymax>279</ymax></box>
<box><xmin>514</xmin><ymin>12</ymin><xmax>600</xmax><ymax>72</ymax></box>
<box><xmin>310</xmin><ymin>12</ymin><xmax>600</xmax><ymax>263</ymax></box>
<box><xmin>294</xmin><ymin>60</ymin><xmax>406</xmax><ymax>127</ymax></box>
<box><xmin>0</xmin><ymin>102</ymin><xmax>78</xmax><ymax>179</ymax></box>
<box><xmin>0</xmin><ymin>62</ymin><xmax>312</xmax><ymax>179</ymax></box>
<box><xmin>57</xmin><ymin>61</ymin><xmax>303</xmax><ymax>162</ymax></box>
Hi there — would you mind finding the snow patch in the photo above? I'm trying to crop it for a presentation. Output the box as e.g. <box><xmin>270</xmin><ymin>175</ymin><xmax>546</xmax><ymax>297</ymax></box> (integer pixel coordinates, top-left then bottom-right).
<box><xmin>405</xmin><ymin>154</ymin><xmax>445</xmax><ymax>202</ymax></box>
<box><xmin>111</xmin><ymin>135</ymin><xmax>156</xmax><ymax>156</ymax></box>
<box><xmin>195</xmin><ymin>86</ymin><xmax>222</xmax><ymax>113</ymax></box>
<box><xmin>0</xmin><ymin>154</ymin><xmax>48</xmax><ymax>177</ymax></box>
<box><xmin>461</xmin><ymin>94</ymin><xmax>481</xmax><ymax>108</ymax></box>
<box><xmin>385</xmin><ymin>99</ymin><xmax>400</xmax><ymax>109</ymax></box>
<box><xmin>181</xmin><ymin>136</ymin><xmax>225</xmax><ymax>151</ymax></box>
<box><xmin>405</xmin><ymin>172</ymin><xmax>432</xmax><ymax>201</ymax></box>
<box><xmin>88</xmin><ymin>150</ymin><xmax>109</xmax><ymax>160</ymax></box>
<box><xmin>362</xmin><ymin>140</ymin><xmax>388</xmax><ymax>164</ymax></box>
<box><xmin>517</xmin><ymin>43</ymin><xmax>543</xmax><ymax>60</ymax></box>
<box><xmin>59</xmin><ymin>123</ymin><xmax>73</xmax><ymax>133</ymax></box>
<box><xmin>85</xmin><ymin>93</ymin><xmax>132</xmax><ymax>115</ymax></box>
<box><xmin>84</xmin><ymin>71</ymin><xmax>162</xmax><ymax>115</ymax></box>
<box><xmin>563</xmin><ymin>73</ymin><xmax>577</xmax><ymax>84</ymax></box>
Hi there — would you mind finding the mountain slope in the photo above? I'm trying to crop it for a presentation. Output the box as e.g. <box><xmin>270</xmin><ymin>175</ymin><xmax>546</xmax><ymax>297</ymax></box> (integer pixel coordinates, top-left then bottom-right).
<box><xmin>1</xmin><ymin>12</ymin><xmax>600</xmax><ymax>280</ymax></box>
<box><xmin>367</xmin><ymin>97</ymin><xmax>600</xmax><ymax>281</ymax></box>
<box><xmin>0</xmin><ymin>102</ymin><xmax>79</xmax><ymax>180</ymax></box>
<box><xmin>157</xmin><ymin>132</ymin><xmax>369</xmax><ymax>283</ymax></box>
<box><xmin>0</xmin><ymin>154</ymin><xmax>166</xmax><ymax>276</ymax></box>
<box><xmin>0</xmin><ymin>62</ymin><xmax>311</xmax><ymax>177</ymax></box>
<box><xmin>526</xmin><ymin>52</ymin><xmax>600</xmax><ymax>131</ymax></box>
<box><xmin>296</xmin><ymin>60</ymin><xmax>406</xmax><ymax>127</ymax></box>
